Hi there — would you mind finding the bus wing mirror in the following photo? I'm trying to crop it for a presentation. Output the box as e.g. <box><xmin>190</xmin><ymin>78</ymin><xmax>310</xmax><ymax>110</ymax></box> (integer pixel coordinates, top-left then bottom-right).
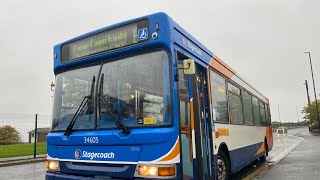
<box><xmin>50</xmin><ymin>82</ymin><xmax>55</xmax><ymax>91</ymax></box>
<box><xmin>183</xmin><ymin>59</ymin><xmax>195</xmax><ymax>75</ymax></box>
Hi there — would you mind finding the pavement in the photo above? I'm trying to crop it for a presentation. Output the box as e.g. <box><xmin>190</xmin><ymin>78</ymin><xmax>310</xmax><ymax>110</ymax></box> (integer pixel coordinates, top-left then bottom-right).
<box><xmin>0</xmin><ymin>161</ymin><xmax>45</xmax><ymax>180</ymax></box>
<box><xmin>257</xmin><ymin>127</ymin><xmax>320</xmax><ymax>180</ymax></box>
<box><xmin>0</xmin><ymin>154</ymin><xmax>46</xmax><ymax>167</ymax></box>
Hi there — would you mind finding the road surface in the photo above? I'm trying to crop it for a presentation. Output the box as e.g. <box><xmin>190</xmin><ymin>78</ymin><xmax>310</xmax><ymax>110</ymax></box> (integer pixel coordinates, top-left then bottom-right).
<box><xmin>0</xmin><ymin>161</ymin><xmax>45</xmax><ymax>180</ymax></box>
<box><xmin>258</xmin><ymin>127</ymin><xmax>320</xmax><ymax>180</ymax></box>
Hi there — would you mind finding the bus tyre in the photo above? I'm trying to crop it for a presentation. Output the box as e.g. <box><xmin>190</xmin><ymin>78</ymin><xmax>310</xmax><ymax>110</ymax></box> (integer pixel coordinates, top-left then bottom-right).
<box><xmin>217</xmin><ymin>150</ymin><xmax>229</xmax><ymax>180</ymax></box>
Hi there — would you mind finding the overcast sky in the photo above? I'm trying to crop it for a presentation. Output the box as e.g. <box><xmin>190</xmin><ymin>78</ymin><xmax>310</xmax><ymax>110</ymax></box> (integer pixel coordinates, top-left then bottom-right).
<box><xmin>0</xmin><ymin>0</ymin><xmax>319</xmax><ymax>125</ymax></box>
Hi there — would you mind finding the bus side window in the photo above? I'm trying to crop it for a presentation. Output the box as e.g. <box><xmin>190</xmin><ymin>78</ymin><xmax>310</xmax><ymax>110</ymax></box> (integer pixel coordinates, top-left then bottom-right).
<box><xmin>242</xmin><ymin>91</ymin><xmax>254</xmax><ymax>126</ymax></box>
<box><xmin>252</xmin><ymin>97</ymin><xmax>261</xmax><ymax>126</ymax></box>
<box><xmin>228</xmin><ymin>83</ymin><xmax>244</xmax><ymax>125</ymax></box>
<box><xmin>209</xmin><ymin>70</ymin><xmax>229</xmax><ymax>123</ymax></box>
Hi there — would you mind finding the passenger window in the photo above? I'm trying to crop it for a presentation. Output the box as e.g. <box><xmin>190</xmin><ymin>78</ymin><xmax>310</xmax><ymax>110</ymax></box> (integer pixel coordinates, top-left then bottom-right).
<box><xmin>252</xmin><ymin>97</ymin><xmax>261</xmax><ymax>126</ymax></box>
<box><xmin>210</xmin><ymin>70</ymin><xmax>229</xmax><ymax>123</ymax></box>
<box><xmin>228</xmin><ymin>83</ymin><xmax>244</xmax><ymax>124</ymax></box>
<box><xmin>259</xmin><ymin>102</ymin><xmax>267</xmax><ymax>126</ymax></box>
<box><xmin>242</xmin><ymin>91</ymin><xmax>254</xmax><ymax>125</ymax></box>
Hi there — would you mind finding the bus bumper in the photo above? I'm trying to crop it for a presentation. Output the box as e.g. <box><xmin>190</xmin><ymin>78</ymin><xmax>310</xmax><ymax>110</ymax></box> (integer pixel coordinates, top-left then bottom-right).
<box><xmin>46</xmin><ymin>172</ymin><xmax>123</xmax><ymax>180</ymax></box>
<box><xmin>46</xmin><ymin>172</ymin><xmax>179</xmax><ymax>180</ymax></box>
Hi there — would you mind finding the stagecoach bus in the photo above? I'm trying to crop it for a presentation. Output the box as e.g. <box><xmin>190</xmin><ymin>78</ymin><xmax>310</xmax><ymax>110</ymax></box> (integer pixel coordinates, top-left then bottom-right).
<box><xmin>46</xmin><ymin>12</ymin><xmax>273</xmax><ymax>180</ymax></box>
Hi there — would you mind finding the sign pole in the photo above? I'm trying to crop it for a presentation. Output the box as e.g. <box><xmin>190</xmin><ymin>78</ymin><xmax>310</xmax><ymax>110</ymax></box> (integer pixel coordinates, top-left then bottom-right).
<box><xmin>34</xmin><ymin>114</ymin><xmax>38</xmax><ymax>159</ymax></box>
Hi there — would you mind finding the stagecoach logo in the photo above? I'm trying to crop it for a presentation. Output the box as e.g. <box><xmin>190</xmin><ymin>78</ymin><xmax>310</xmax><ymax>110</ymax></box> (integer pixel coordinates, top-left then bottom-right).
<box><xmin>74</xmin><ymin>149</ymin><xmax>115</xmax><ymax>160</ymax></box>
<box><xmin>74</xmin><ymin>149</ymin><xmax>82</xmax><ymax>159</ymax></box>
<box><xmin>182</xmin><ymin>37</ymin><xmax>187</xmax><ymax>45</ymax></box>
<box><xmin>182</xmin><ymin>37</ymin><xmax>203</xmax><ymax>56</ymax></box>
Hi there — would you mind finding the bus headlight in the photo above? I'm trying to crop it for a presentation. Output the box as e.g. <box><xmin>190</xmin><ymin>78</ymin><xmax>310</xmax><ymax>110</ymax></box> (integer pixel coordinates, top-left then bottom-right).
<box><xmin>135</xmin><ymin>164</ymin><xmax>176</xmax><ymax>178</ymax></box>
<box><xmin>46</xmin><ymin>160</ymin><xmax>60</xmax><ymax>171</ymax></box>
<box><xmin>138</xmin><ymin>165</ymin><xmax>158</xmax><ymax>176</ymax></box>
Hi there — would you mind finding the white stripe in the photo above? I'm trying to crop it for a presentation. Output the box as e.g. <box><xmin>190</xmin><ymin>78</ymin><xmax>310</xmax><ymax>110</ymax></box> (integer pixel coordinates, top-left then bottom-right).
<box><xmin>214</xmin><ymin>124</ymin><xmax>267</xmax><ymax>151</ymax></box>
<box><xmin>47</xmin><ymin>153</ymin><xmax>137</xmax><ymax>164</ymax></box>
<box><xmin>47</xmin><ymin>154</ymin><xmax>58</xmax><ymax>161</ymax></box>
<box><xmin>59</xmin><ymin>159</ymin><xmax>138</xmax><ymax>164</ymax></box>
<box><xmin>192</xmin><ymin>130</ymin><xmax>196</xmax><ymax>158</ymax></box>
<box><xmin>231</xmin><ymin>75</ymin><xmax>267</xmax><ymax>103</ymax></box>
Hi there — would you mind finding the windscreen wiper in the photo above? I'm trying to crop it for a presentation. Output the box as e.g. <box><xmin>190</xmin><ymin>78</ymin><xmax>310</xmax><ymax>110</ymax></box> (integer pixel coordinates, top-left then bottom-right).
<box><xmin>64</xmin><ymin>76</ymin><xmax>96</xmax><ymax>137</ymax></box>
<box><xmin>98</xmin><ymin>74</ymin><xmax>130</xmax><ymax>134</ymax></box>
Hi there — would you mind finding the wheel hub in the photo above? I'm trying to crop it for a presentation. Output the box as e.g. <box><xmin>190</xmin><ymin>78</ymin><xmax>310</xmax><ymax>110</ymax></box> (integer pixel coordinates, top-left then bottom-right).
<box><xmin>217</xmin><ymin>156</ymin><xmax>227</xmax><ymax>180</ymax></box>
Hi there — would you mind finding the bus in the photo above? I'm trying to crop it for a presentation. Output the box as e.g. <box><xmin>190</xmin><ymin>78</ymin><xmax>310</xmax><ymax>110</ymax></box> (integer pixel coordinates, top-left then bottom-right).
<box><xmin>46</xmin><ymin>12</ymin><xmax>273</xmax><ymax>180</ymax></box>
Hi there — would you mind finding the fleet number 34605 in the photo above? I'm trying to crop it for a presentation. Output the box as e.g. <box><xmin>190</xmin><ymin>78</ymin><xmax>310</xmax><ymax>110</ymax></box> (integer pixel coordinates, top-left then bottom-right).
<box><xmin>84</xmin><ymin>137</ymin><xmax>99</xmax><ymax>144</ymax></box>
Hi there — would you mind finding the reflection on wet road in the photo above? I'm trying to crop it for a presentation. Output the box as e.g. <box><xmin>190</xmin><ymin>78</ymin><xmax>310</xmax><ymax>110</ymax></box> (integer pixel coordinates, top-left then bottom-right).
<box><xmin>267</xmin><ymin>128</ymin><xmax>305</xmax><ymax>164</ymax></box>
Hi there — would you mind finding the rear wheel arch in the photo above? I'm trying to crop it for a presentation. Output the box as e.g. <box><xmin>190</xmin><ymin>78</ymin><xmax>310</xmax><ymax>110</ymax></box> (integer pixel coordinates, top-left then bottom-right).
<box><xmin>218</xmin><ymin>143</ymin><xmax>230</xmax><ymax>162</ymax></box>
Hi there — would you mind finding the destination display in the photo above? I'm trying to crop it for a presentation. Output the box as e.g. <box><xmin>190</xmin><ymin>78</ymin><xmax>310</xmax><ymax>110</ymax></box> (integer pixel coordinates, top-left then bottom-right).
<box><xmin>61</xmin><ymin>20</ymin><xmax>149</xmax><ymax>62</ymax></box>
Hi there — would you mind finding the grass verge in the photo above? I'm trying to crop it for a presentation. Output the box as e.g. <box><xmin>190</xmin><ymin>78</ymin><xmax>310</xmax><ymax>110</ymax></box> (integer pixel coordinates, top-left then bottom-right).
<box><xmin>0</xmin><ymin>142</ymin><xmax>46</xmax><ymax>158</ymax></box>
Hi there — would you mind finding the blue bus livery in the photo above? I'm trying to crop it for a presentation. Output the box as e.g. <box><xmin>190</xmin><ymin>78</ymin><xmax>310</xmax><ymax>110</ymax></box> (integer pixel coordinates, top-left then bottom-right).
<box><xmin>47</xmin><ymin>12</ymin><xmax>273</xmax><ymax>180</ymax></box>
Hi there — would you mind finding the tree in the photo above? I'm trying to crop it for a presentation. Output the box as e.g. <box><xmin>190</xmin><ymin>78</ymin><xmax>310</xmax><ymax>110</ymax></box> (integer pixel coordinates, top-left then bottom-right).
<box><xmin>0</xmin><ymin>125</ymin><xmax>21</xmax><ymax>145</ymax></box>
<box><xmin>302</xmin><ymin>100</ymin><xmax>320</xmax><ymax>124</ymax></box>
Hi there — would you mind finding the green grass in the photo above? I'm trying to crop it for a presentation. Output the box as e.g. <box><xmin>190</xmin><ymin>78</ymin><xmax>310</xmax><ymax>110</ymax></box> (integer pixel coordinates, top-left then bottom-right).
<box><xmin>0</xmin><ymin>142</ymin><xmax>46</xmax><ymax>158</ymax></box>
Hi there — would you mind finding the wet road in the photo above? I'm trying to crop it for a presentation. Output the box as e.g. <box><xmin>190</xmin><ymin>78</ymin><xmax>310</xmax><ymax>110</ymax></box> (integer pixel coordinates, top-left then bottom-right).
<box><xmin>258</xmin><ymin>127</ymin><xmax>320</xmax><ymax>180</ymax></box>
<box><xmin>0</xmin><ymin>127</ymin><xmax>310</xmax><ymax>180</ymax></box>
<box><xmin>267</xmin><ymin>127</ymin><xmax>305</xmax><ymax>163</ymax></box>
<box><xmin>0</xmin><ymin>161</ymin><xmax>45</xmax><ymax>180</ymax></box>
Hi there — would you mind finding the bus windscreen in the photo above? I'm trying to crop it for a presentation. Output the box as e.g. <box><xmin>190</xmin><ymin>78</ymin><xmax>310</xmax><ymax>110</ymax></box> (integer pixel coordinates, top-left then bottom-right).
<box><xmin>61</xmin><ymin>20</ymin><xmax>149</xmax><ymax>63</ymax></box>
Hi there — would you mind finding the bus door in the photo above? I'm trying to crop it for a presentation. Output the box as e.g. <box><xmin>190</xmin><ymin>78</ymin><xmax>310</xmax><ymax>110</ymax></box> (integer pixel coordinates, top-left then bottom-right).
<box><xmin>195</xmin><ymin>64</ymin><xmax>214</xmax><ymax>179</ymax></box>
<box><xmin>177</xmin><ymin>52</ymin><xmax>213</xmax><ymax>180</ymax></box>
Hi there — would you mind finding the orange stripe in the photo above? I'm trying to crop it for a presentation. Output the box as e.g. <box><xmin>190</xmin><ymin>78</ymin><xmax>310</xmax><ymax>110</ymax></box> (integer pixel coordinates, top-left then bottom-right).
<box><xmin>254</xmin><ymin>143</ymin><xmax>265</xmax><ymax>156</ymax></box>
<box><xmin>190</xmin><ymin>99</ymin><xmax>194</xmax><ymax>130</ymax></box>
<box><xmin>160</xmin><ymin>138</ymin><xmax>180</xmax><ymax>161</ymax></box>
<box><xmin>209</xmin><ymin>55</ymin><xmax>236</xmax><ymax>79</ymax></box>
<box><xmin>213</xmin><ymin>55</ymin><xmax>236</xmax><ymax>74</ymax></box>
<box><xmin>267</xmin><ymin>127</ymin><xmax>274</xmax><ymax>149</ymax></box>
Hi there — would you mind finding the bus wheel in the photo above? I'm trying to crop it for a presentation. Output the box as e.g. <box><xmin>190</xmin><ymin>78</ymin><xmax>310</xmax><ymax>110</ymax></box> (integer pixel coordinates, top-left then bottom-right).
<box><xmin>217</xmin><ymin>150</ymin><xmax>229</xmax><ymax>180</ymax></box>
